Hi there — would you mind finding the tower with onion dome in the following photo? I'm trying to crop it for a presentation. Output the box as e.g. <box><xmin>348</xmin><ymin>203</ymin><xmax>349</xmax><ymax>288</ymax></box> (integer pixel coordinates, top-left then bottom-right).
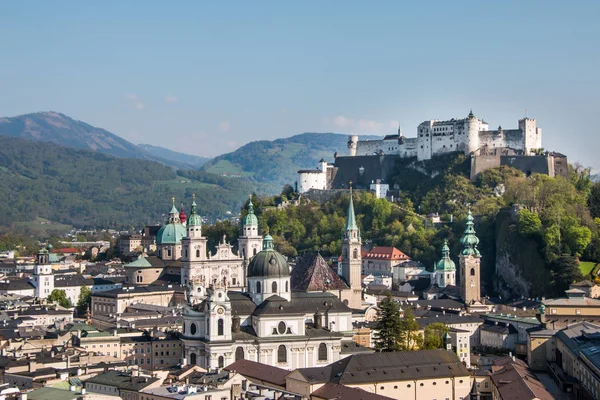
<box><xmin>156</xmin><ymin>197</ymin><xmax>187</xmax><ymax>261</ymax></box>
<box><xmin>435</xmin><ymin>239</ymin><xmax>456</xmax><ymax>288</ymax></box>
<box><xmin>237</xmin><ymin>196</ymin><xmax>263</xmax><ymax>262</ymax></box>
<box><xmin>459</xmin><ymin>211</ymin><xmax>481</xmax><ymax>304</ymax></box>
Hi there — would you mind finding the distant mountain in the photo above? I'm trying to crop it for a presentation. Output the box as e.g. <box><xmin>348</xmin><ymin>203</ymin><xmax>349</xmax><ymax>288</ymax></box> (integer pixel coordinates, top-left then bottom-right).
<box><xmin>202</xmin><ymin>133</ymin><xmax>382</xmax><ymax>189</ymax></box>
<box><xmin>0</xmin><ymin>136</ymin><xmax>264</xmax><ymax>230</ymax></box>
<box><xmin>139</xmin><ymin>144</ymin><xmax>211</xmax><ymax>169</ymax></box>
<box><xmin>0</xmin><ymin>112</ymin><xmax>195</xmax><ymax>169</ymax></box>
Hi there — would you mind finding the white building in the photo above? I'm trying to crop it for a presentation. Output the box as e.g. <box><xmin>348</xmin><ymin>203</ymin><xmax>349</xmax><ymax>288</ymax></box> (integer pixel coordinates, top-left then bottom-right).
<box><xmin>297</xmin><ymin>159</ymin><xmax>335</xmax><ymax>193</ymax></box>
<box><xmin>348</xmin><ymin>112</ymin><xmax>542</xmax><ymax>161</ymax></box>
<box><xmin>369</xmin><ymin>180</ymin><xmax>389</xmax><ymax>199</ymax></box>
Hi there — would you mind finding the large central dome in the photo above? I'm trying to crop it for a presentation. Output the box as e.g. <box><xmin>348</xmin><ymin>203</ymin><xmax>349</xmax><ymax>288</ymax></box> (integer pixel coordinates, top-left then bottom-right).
<box><xmin>247</xmin><ymin>235</ymin><xmax>290</xmax><ymax>278</ymax></box>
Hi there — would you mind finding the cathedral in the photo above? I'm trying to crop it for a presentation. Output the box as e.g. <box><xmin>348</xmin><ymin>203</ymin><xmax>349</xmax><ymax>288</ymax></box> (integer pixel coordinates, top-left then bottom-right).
<box><xmin>180</xmin><ymin>192</ymin><xmax>367</xmax><ymax>370</ymax></box>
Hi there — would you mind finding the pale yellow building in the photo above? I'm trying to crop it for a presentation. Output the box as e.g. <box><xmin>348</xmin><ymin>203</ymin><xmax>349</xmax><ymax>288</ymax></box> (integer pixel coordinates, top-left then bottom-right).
<box><xmin>285</xmin><ymin>349</ymin><xmax>471</xmax><ymax>400</ymax></box>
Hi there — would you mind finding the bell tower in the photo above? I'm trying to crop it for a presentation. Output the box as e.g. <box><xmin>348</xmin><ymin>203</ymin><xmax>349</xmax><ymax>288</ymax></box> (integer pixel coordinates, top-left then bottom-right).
<box><xmin>238</xmin><ymin>196</ymin><xmax>263</xmax><ymax>261</ymax></box>
<box><xmin>341</xmin><ymin>187</ymin><xmax>362</xmax><ymax>306</ymax></box>
<box><xmin>181</xmin><ymin>194</ymin><xmax>208</xmax><ymax>287</ymax></box>
<box><xmin>459</xmin><ymin>211</ymin><xmax>482</xmax><ymax>305</ymax></box>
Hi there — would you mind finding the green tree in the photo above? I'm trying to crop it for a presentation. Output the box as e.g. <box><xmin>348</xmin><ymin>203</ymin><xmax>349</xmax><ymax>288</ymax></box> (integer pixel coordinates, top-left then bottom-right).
<box><xmin>398</xmin><ymin>308</ymin><xmax>422</xmax><ymax>351</ymax></box>
<box><xmin>589</xmin><ymin>182</ymin><xmax>600</xmax><ymax>219</ymax></box>
<box><xmin>423</xmin><ymin>322</ymin><xmax>450</xmax><ymax>349</ymax></box>
<box><xmin>48</xmin><ymin>289</ymin><xmax>71</xmax><ymax>308</ymax></box>
<box><xmin>549</xmin><ymin>254</ymin><xmax>584</xmax><ymax>297</ymax></box>
<box><xmin>77</xmin><ymin>286</ymin><xmax>92</xmax><ymax>315</ymax></box>
<box><xmin>373</xmin><ymin>295</ymin><xmax>402</xmax><ymax>352</ymax></box>
<box><xmin>517</xmin><ymin>209</ymin><xmax>542</xmax><ymax>237</ymax></box>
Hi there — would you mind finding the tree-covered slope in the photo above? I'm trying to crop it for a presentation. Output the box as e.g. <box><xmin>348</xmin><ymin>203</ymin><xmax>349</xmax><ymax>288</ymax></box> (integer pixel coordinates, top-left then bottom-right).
<box><xmin>0</xmin><ymin>137</ymin><xmax>261</xmax><ymax>230</ymax></box>
<box><xmin>138</xmin><ymin>144</ymin><xmax>211</xmax><ymax>169</ymax></box>
<box><xmin>202</xmin><ymin>133</ymin><xmax>382</xmax><ymax>190</ymax></box>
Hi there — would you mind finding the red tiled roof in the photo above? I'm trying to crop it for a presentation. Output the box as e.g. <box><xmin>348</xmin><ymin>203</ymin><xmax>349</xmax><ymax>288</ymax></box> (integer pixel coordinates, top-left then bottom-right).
<box><xmin>364</xmin><ymin>247</ymin><xmax>410</xmax><ymax>261</ymax></box>
<box><xmin>53</xmin><ymin>248</ymin><xmax>79</xmax><ymax>254</ymax></box>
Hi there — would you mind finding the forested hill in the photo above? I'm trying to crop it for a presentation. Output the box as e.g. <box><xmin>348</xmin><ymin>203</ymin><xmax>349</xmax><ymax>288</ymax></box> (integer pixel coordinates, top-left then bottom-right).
<box><xmin>202</xmin><ymin>133</ymin><xmax>382</xmax><ymax>190</ymax></box>
<box><xmin>0</xmin><ymin>112</ymin><xmax>201</xmax><ymax>169</ymax></box>
<box><xmin>138</xmin><ymin>144</ymin><xmax>211</xmax><ymax>169</ymax></box>
<box><xmin>0</xmin><ymin>137</ymin><xmax>261</xmax><ymax>231</ymax></box>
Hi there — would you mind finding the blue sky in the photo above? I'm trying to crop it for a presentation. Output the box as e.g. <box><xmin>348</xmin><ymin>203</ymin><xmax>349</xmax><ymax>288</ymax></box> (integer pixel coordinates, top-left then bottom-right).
<box><xmin>1</xmin><ymin>1</ymin><xmax>598</xmax><ymax>169</ymax></box>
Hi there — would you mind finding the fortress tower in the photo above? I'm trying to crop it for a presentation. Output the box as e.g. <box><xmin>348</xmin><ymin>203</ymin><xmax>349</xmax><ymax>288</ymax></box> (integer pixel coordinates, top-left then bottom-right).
<box><xmin>347</xmin><ymin>135</ymin><xmax>358</xmax><ymax>156</ymax></box>
<box><xmin>465</xmin><ymin>110</ymin><xmax>480</xmax><ymax>154</ymax></box>
<box><xmin>519</xmin><ymin>117</ymin><xmax>542</xmax><ymax>155</ymax></box>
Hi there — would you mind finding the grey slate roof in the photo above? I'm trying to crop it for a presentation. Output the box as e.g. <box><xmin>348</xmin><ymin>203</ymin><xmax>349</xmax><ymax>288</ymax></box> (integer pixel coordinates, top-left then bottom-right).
<box><xmin>297</xmin><ymin>349</ymin><xmax>469</xmax><ymax>385</ymax></box>
<box><xmin>224</xmin><ymin>359</ymin><xmax>288</xmax><ymax>387</ymax></box>
<box><xmin>85</xmin><ymin>370</ymin><xmax>159</xmax><ymax>391</ymax></box>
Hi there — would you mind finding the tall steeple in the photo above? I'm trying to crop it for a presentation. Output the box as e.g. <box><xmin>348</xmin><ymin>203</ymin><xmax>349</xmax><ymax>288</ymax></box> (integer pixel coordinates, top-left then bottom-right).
<box><xmin>187</xmin><ymin>194</ymin><xmax>203</xmax><ymax>228</ymax></box>
<box><xmin>341</xmin><ymin>186</ymin><xmax>362</xmax><ymax>306</ymax></box>
<box><xmin>460</xmin><ymin>211</ymin><xmax>480</xmax><ymax>256</ymax></box>
<box><xmin>459</xmin><ymin>210</ymin><xmax>482</xmax><ymax>305</ymax></box>
<box><xmin>344</xmin><ymin>186</ymin><xmax>360</xmax><ymax>240</ymax></box>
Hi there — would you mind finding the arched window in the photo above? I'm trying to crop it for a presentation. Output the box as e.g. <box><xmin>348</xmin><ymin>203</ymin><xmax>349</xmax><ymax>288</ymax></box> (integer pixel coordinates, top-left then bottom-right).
<box><xmin>285</xmin><ymin>281</ymin><xmax>289</xmax><ymax>292</ymax></box>
<box><xmin>235</xmin><ymin>347</ymin><xmax>244</xmax><ymax>361</ymax></box>
<box><xmin>218</xmin><ymin>356</ymin><xmax>224</xmax><ymax>368</ymax></box>
<box><xmin>167</xmin><ymin>248</ymin><xmax>172</xmax><ymax>257</ymax></box>
<box><xmin>277</xmin><ymin>345</ymin><xmax>287</xmax><ymax>363</ymax></box>
<box><xmin>256</xmin><ymin>281</ymin><xmax>261</xmax><ymax>293</ymax></box>
<box><xmin>470</xmin><ymin>268</ymin><xmax>475</xmax><ymax>276</ymax></box>
<box><xmin>218</xmin><ymin>319</ymin><xmax>224</xmax><ymax>336</ymax></box>
<box><xmin>196</xmin><ymin>249</ymin><xmax>200</xmax><ymax>258</ymax></box>
<box><xmin>272</xmin><ymin>281</ymin><xmax>277</xmax><ymax>293</ymax></box>
<box><xmin>318</xmin><ymin>343</ymin><xmax>327</xmax><ymax>361</ymax></box>
<box><xmin>190</xmin><ymin>323</ymin><xmax>197</xmax><ymax>335</ymax></box>
<box><xmin>353</xmin><ymin>248</ymin><xmax>358</xmax><ymax>259</ymax></box>
<box><xmin>253</xmin><ymin>248</ymin><xmax>257</xmax><ymax>256</ymax></box>
<box><xmin>190</xmin><ymin>353</ymin><xmax>197</xmax><ymax>365</ymax></box>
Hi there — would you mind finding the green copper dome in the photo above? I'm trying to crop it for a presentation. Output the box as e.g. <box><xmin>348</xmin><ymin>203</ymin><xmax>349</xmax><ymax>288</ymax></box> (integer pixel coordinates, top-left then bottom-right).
<box><xmin>460</xmin><ymin>211</ymin><xmax>481</xmax><ymax>256</ymax></box>
<box><xmin>436</xmin><ymin>239</ymin><xmax>456</xmax><ymax>271</ymax></box>
<box><xmin>247</xmin><ymin>235</ymin><xmax>289</xmax><ymax>278</ymax></box>
<box><xmin>187</xmin><ymin>195</ymin><xmax>202</xmax><ymax>227</ymax></box>
<box><xmin>156</xmin><ymin>223</ymin><xmax>187</xmax><ymax>245</ymax></box>
<box><xmin>156</xmin><ymin>199</ymin><xmax>186</xmax><ymax>245</ymax></box>
<box><xmin>244</xmin><ymin>199</ymin><xmax>258</xmax><ymax>227</ymax></box>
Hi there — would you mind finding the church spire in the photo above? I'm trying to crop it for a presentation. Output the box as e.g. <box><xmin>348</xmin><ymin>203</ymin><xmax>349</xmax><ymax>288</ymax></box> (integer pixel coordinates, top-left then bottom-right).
<box><xmin>345</xmin><ymin>185</ymin><xmax>359</xmax><ymax>233</ymax></box>
<box><xmin>460</xmin><ymin>210</ymin><xmax>480</xmax><ymax>256</ymax></box>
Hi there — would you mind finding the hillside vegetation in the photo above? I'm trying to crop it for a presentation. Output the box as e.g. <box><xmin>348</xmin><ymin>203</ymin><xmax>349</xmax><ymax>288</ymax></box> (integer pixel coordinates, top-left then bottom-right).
<box><xmin>0</xmin><ymin>137</ymin><xmax>261</xmax><ymax>232</ymax></box>
<box><xmin>222</xmin><ymin>155</ymin><xmax>599</xmax><ymax>299</ymax></box>
<box><xmin>202</xmin><ymin>133</ymin><xmax>381</xmax><ymax>190</ymax></box>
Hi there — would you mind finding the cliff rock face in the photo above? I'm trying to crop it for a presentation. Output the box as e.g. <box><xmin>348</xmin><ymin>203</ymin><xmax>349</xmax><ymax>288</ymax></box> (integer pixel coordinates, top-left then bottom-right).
<box><xmin>494</xmin><ymin>208</ymin><xmax>550</xmax><ymax>298</ymax></box>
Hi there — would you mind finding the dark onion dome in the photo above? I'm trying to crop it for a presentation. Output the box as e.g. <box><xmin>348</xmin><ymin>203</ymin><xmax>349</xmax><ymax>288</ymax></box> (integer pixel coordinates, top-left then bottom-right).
<box><xmin>247</xmin><ymin>235</ymin><xmax>290</xmax><ymax>278</ymax></box>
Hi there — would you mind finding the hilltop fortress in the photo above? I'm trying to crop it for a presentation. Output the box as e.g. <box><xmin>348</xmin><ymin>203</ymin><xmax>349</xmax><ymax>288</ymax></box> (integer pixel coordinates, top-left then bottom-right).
<box><xmin>298</xmin><ymin>111</ymin><xmax>566</xmax><ymax>194</ymax></box>
<box><xmin>348</xmin><ymin>110</ymin><xmax>541</xmax><ymax>161</ymax></box>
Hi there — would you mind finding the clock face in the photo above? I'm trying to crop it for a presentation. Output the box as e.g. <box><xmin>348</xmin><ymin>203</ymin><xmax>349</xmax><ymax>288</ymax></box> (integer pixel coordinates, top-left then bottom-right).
<box><xmin>217</xmin><ymin>308</ymin><xmax>224</xmax><ymax>315</ymax></box>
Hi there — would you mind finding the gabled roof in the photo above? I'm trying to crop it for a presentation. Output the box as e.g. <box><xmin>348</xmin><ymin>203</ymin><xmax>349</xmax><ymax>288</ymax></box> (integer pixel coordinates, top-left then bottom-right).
<box><xmin>224</xmin><ymin>359</ymin><xmax>288</xmax><ymax>387</ymax></box>
<box><xmin>490</xmin><ymin>357</ymin><xmax>554</xmax><ymax>400</ymax></box>
<box><xmin>296</xmin><ymin>349</ymin><xmax>469</xmax><ymax>385</ymax></box>
<box><xmin>291</xmin><ymin>253</ymin><xmax>349</xmax><ymax>292</ymax></box>
<box><xmin>363</xmin><ymin>246</ymin><xmax>410</xmax><ymax>261</ymax></box>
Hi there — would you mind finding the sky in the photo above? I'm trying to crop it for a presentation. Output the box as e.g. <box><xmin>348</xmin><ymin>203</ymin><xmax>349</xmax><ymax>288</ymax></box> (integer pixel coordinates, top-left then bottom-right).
<box><xmin>1</xmin><ymin>1</ymin><xmax>598</xmax><ymax>169</ymax></box>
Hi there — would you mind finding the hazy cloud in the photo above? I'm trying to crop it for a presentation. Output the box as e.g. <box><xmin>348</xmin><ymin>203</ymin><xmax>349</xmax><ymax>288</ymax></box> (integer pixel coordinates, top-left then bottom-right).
<box><xmin>325</xmin><ymin>115</ymin><xmax>399</xmax><ymax>133</ymax></box>
<box><xmin>165</xmin><ymin>95</ymin><xmax>178</xmax><ymax>103</ymax></box>
<box><xmin>218</xmin><ymin>121</ymin><xmax>231</xmax><ymax>132</ymax></box>
<box><xmin>126</xmin><ymin>93</ymin><xmax>145</xmax><ymax>110</ymax></box>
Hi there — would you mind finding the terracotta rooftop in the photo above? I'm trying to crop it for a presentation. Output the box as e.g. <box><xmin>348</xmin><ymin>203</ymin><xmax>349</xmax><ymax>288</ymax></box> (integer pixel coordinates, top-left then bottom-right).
<box><xmin>490</xmin><ymin>357</ymin><xmax>554</xmax><ymax>400</ymax></box>
<box><xmin>363</xmin><ymin>246</ymin><xmax>410</xmax><ymax>261</ymax></box>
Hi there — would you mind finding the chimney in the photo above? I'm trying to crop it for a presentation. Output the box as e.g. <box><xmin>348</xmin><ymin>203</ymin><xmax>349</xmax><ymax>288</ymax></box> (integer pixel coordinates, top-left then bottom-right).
<box><xmin>314</xmin><ymin>310</ymin><xmax>323</xmax><ymax>329</ymax></box>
